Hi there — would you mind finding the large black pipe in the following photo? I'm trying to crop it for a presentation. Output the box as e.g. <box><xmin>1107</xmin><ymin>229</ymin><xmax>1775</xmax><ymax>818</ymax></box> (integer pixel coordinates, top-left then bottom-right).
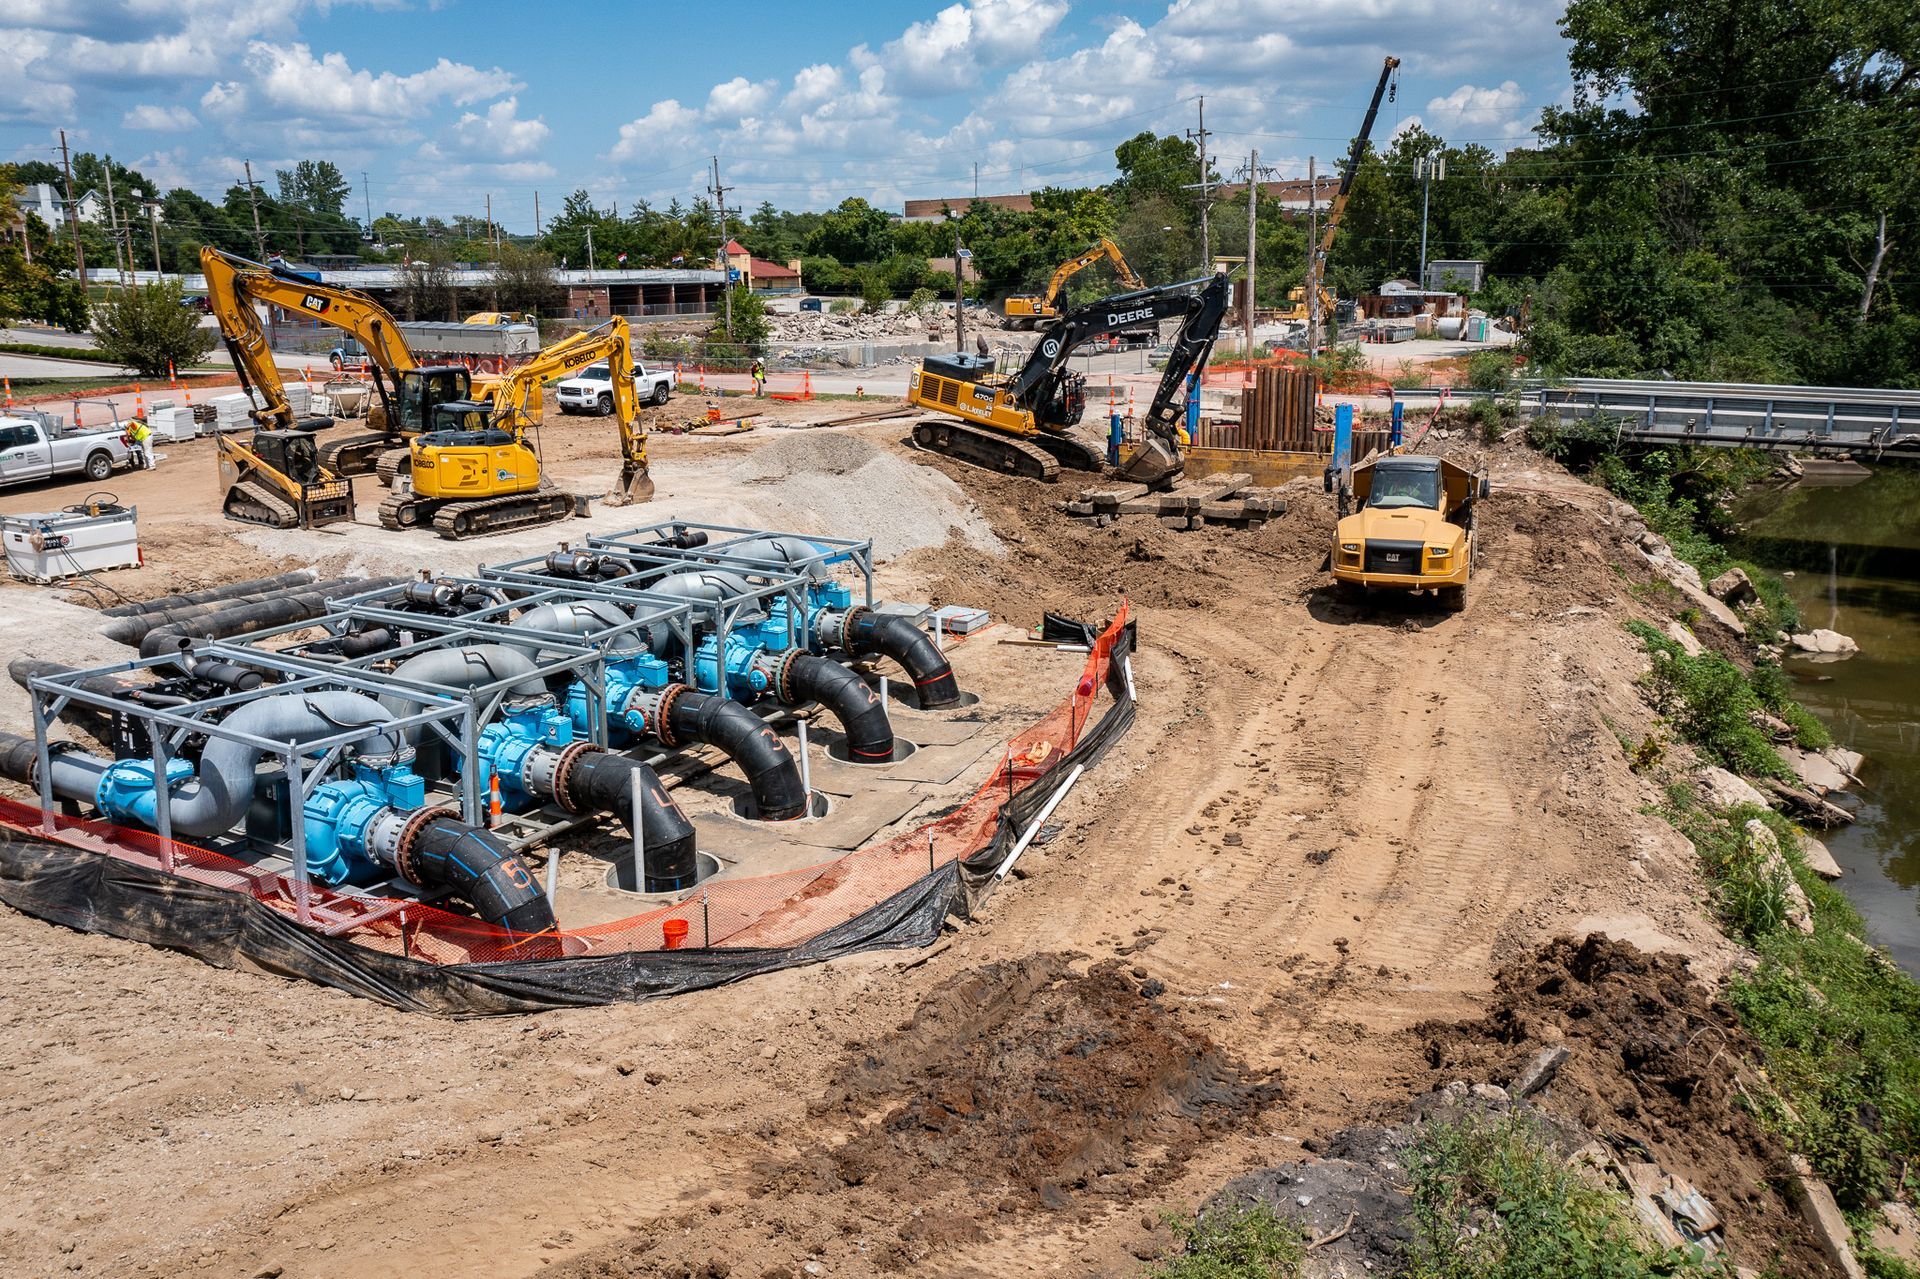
<box><xmin>101</xmin><ymin>576</ymin><xmax>380</xmax><ymax>646</ymax></box>
<box><xmin>98</xmin><ymin>571</ymin><xmax>319</xmax><ymax>617</ymax></box>
<box><xmin>135</xmin><ymin>576</ymin><xmax>410</xmax><ymax>657</ymax></box>
<box><xmin>563</xmin><ymin>750</ymin><xmax>699</xmax><ymax>891</ymax></box>
<box><xmin>0</xmin><ymin>729</ymin><xmax>40</xmax><ymax>782</ymax></box>
<box><xmin>9</xmin><ymin>658</ymin><xmax>150</xmax><ymax>703</ymax></box>
<box><xmin>845</xmin><ymin>611</ymin><xmax>961</xmax><ymax>709</ymax></box>
<box><xmin>664</xmin><ymin>690</ymin><xmax>808</xmax><ymax>820</ymax></box>
<box><xmin>786</xmin><ymin>654</ymin><xmax>893</xmax><ymax>761</ymax></box>
<box><xmin>403</xmin><ymin>815</ymin><xmax>555</xmax><ymax>933</ymax></box>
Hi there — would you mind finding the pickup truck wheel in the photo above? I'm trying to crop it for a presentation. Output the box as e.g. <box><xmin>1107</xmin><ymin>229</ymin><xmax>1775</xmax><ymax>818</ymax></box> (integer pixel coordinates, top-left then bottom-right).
<box><xmin>651</xmin><ymin>383</ymin><xmax>670</xmax><ymax>406</ymax></box>
<box><xmin>597</xmin><ymin>393</ymin><xmax>613</xmax><ymax>416</ymax></box>
<box><xmin>85</xmin><ymin>451</ymin><xmax>114</xmax><ymax>481</ymax></box>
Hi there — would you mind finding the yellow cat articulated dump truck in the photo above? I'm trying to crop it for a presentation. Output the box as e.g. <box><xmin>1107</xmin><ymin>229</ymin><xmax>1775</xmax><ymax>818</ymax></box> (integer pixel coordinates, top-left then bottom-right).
<box><xmin>1329</xmin><ymin>453</ymin><xmax>1489</xmax><ymax>612</ymax></box>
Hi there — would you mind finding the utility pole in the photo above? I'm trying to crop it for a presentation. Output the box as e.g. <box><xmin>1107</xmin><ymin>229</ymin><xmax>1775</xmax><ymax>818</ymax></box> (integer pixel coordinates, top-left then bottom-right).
<box><xmin>102</xmin><ymin>156</ymin><xmax>126</xmax><ymax>286</ymax></box>
<box><xmin>59</xmin><ymin>130</ymin><xmax>86</xmax><ymax>288</ymax></box>
<box><xmin>242</xmin><ymin>160</ymin><xmax>266</xmax><ymax>260</ymax></box>
<box><xmin>534</xmin><ymin>190</ymin><xmax>542</xmax><ymax>238</ymax></box>
<box><xmin>1306</xmin><ymin>156</ymin><xmax>1320</xmax><ymax>356</ymax></box>
<box><xmin>362</xmin><ymin>171</ymin><xmax>373</xmax><ymax>231</ymax></box>
<box><xmin>1416</xmin><ymin>153</ymin><xmax>1445</xmax><ymax>292</ymax></box>
<box><xmin>1186</xmin><ymin>97</ymin><xmax>1212</xmax><ymax>271</ymax></box>
<box><xmin>147</xmin><ymin>201</ymin><xmax>163</xmax><ymax>274</ymax></box>
<box><xmin>485</xmin><ymin>193</ymin><xmax>494</xmax><ymax>257</ymax></box>
<box><xmin>952</xmin><ymin>220</ymin><xmax>968</xmax><ymax>353</ymax></box>
<box><xmin>1245</xmin><ymin>149</ymin><xmax>1258</xmax><ymax>360</ymax></box>
<box><xmin>973</xmin><ymin>162</ymin><xmax>979</xmax><ymax>200</ymax></box>
<box><xmin>709</xmin><ymin>156</ymin><xmax>734</xmax><ymax>341</ymax></box>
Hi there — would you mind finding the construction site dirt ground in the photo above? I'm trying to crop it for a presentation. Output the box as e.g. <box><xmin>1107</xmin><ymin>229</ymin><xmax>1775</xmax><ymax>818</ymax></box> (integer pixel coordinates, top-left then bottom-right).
<box><xmin>0</xmin><ymin>402</ymin><xmax>1769</xmax><ymax>1276</ymax></box>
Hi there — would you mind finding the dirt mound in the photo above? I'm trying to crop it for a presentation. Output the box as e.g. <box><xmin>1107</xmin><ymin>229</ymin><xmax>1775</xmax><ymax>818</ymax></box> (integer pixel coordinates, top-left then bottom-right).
<box><xmin>819</xmin><ymin>955</ymin><xmax>1277</xmax><ymax>1209</ymax></box>
<box><xmin>1419</xmin><ymin>935</ymin><xmax>1838</xmax><ymax>1277</ymax></box>
<box><xmin>552</xmin><ymin>956</ymin><xmax>1279</xmax><ymax>1277</ymax></box>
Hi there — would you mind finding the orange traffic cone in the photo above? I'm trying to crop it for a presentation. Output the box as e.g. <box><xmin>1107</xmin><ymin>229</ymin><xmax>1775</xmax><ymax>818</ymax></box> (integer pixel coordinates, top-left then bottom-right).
<box><xmin>487</xmin><ymin>774</ymin><xmax>503</xmax><ymax>828</ymax></box>
<box><xmin>134</xmin><ymin>384</ymin><xmax>145</xmax><ymax>418</ymax></box>
<box><xmin>2</xmin><ymin>376</ymin><xmax>11</xmax><ymax>409</ymax></box>
<box><xmin>801</xmin><ymin>371</ymin><xmax>812</xmax><ymax>400</ymax></box>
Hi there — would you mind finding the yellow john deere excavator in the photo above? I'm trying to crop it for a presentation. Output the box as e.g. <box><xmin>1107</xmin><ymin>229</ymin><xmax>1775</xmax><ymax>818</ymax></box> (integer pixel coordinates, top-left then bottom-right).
<box><xmin>200</xmin><ymin>247</ymin><xmax>479</xmax><ymax>480</ymax></box>
<box><xmin>376</xmin><ymin>317</ymin><xmax>654</xmax><ymax>538</ymax></box>
<box><xmin>908</xmin><ymin>271</ymin><xmax>1231</xmax><ymax>483</ymax></box>
<box><xmin>1003</xmin><ymin>238</ymin><xmax>1146</xmax><ymax>330</ymax></box>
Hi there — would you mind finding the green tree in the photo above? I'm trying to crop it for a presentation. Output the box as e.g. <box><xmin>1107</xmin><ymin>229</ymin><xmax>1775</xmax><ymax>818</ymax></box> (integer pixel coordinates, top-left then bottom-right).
<box><xmin>275</xmin><ymin>161</ymin><xmax>352</xmax><ymax>217</ymax></box>
<box><xmin>806</xmin><ymin>197</ymin><xmax>892</xmax><ymax>264</ymax></box>
<box><xmin>487</xmin><ymin>243</ymin><xmax>562</xmax><ymax>316</ymax></box>
<box><xmin>91</xmin><ymin>281</ymin><xmax>215</xmax><ymax>375</ymax></box>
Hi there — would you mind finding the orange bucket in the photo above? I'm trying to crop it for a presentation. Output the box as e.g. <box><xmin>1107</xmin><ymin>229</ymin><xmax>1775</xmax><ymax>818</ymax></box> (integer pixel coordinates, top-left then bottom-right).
<box><xmin>662</xmin><ymin>918</ymin><xmax>690</xmax><ymax>950</ymax></box>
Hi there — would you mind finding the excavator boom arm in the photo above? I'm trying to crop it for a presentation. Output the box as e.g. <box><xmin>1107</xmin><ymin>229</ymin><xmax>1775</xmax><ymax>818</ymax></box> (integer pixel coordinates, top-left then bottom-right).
<box><xmin>1038</xmin><ymin>237</ymin><xmax>1146</xmax><ymax>313</ymax></box>
<box><xmin>1010</xmin><ymin>273</ymin><xmax>1229</xmax><ymax>416</ymax></box>
<box><xmin>200</xmin><ymin>247</ymin><xmax>420</xmax><ymax>427</ymax></box>
<box><xmin>474</xmin><ymin>317</ymin><xmax>651</xmax><ymax>499</ymax></box>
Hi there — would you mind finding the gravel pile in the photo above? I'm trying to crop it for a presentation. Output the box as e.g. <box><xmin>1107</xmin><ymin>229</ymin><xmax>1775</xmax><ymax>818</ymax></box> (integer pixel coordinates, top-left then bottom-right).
<box><xmin>726</xmin><ymin>433</ymin><xmax>1004</xmax><ymax>562</ymax></box>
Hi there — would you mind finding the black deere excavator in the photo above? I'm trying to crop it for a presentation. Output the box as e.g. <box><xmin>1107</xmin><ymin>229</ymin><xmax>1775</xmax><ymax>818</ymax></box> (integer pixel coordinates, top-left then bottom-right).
<box><xmin>908</xmin><ymin>271</ymin><xmax>1231</xmax><ymax>484</ymax></box>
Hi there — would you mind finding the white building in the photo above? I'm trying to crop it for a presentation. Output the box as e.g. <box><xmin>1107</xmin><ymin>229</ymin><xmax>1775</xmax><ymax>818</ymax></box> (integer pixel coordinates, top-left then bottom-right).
<box><xmin>16</xmin><ymin>183</ymin><xmax>106</xmax><ymax>227</ymax></box>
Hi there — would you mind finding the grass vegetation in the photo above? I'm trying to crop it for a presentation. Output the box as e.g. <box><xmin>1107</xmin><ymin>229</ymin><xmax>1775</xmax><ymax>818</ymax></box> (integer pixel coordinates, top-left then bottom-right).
<box><xmin>1145</xmin><ymin>1203</ymin><xmax>1307</xmax><ymax>1279</ymax></box>
<box><xmin>1626</xmin><ymin>621</ymin><xmax>1791</xmax><ymax>777</ymax></box>
<box><xmin>1654</xmin><ymin>790</ymin><xmax>1920</xmax><ymax>1253</ymax></box>
<box><xmin>1405</xmin><ymin>1113</ymin><xmax>1708</xmax><ymax>1279</ymax></box>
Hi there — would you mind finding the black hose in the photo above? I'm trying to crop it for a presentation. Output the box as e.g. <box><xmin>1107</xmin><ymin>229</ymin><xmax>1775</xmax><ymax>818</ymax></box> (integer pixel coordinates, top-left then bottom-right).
<box><xmin>564</xmin><ymin>750</ymin><xmax>700</xmax><ymax>891</ymax></box>
<box><xmin>0</xmin><ymin>729</ymin><xmax>40</xmax><ymax>783</ymax></box>
<box><xmin>135</xmin><ymin>576</ymin><xmax>410</xmax><ymax>657</ymax></box>
<box><xmin>846</xmin><ymin>612</ymin><xmax>961</xmax><ymax>709</ymax></box>
<box><xmin>787</xmin><ymin>654</ymin><xmax>893</xmax><ymax>761</ymax></box>
<box><xmin>665</xmin><ymin>690</ymin><xmax>808</xmax><ymax>820</ymax></box>
<box><xmin>189</xmin><ymin>659</ymin><xmax>264</xmax><ymax>692</ymax></box>
<box><xmin>97</xmin><ymin>570</ymin><xmax>318</xmax><ymax>617</ymax></box>
<box><xmin>100</xmin><ymin>576</ymin><xmax>377</xmax><ymax>645</ymax></box>
<box><xmin>406</xmin><ymin>815</ymin><xmax>555</xmax><ymax>933</ymax></box>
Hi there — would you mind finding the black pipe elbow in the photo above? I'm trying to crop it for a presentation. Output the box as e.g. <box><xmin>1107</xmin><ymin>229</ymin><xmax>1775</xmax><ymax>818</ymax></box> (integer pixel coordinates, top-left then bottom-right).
<box><xmin>846</xmin><ymin>612</ymin><xmax>961</xmax><ymax>709</ymax></box>
<box><xmin>406</xmin><ymin>816</ymin><xmax>555</xmax><ymax>933</ymax></box>
<box><xmin>564</xmin><ymin>750</ymin><xmax>699</xmax><ymax>891</ymax></box>
<box><xmin>666</xmin><ymin>690</ymin><xmax>808</xmax><ymax>820</ymax></box>
<box><xmin>786</xmin><ymin>654</ymin><xmax>893</xmax><ymax>761</ymax></box>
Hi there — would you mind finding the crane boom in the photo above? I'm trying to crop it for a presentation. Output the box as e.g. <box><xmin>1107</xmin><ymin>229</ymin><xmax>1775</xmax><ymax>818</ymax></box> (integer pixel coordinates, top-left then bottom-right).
<box><xmin>1316</xmin><ymin>55</ymin><xmax>1400</xmax><ymax>263</ymax></box>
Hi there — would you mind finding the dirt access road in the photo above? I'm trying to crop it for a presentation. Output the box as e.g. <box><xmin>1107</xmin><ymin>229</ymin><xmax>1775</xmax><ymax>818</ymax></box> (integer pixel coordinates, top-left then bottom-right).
<box><xmin>0</xmin><ymin>411</ymin><xmax>1738</xmax><ymax>1277</ymax></box>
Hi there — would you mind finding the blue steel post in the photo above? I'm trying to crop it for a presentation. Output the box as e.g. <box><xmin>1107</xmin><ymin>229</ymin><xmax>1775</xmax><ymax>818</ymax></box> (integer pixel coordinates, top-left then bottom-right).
<box><xmin>1333</xmin><ymin>404</ymin><xmax>1354</xmax><ymax>487</ymax></box>
<box><xmin>1107</xmin><ymin>410</ymin><xmax>1122</xmax><ymax>465</ymax></box>
<box><xmin>1390</xmin><ymin>400</ymin><xmax>1404</xmax><ymax>447</ymax></box>
<box><xmin>1183</xmin><ymin>371</ymin><xmax>1201</xmax><ymax>443</ymax></box>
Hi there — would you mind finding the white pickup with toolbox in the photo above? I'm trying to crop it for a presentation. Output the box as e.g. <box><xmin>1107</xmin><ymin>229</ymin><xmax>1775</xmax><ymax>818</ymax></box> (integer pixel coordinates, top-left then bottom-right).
<box><xmin>0</xmin><ymin>413</ymin><xmax>135</xmax><ymax>488</ymax></box>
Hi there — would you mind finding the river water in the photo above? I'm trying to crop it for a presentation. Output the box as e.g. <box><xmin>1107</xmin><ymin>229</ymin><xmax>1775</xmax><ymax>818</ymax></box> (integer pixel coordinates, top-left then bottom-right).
<box><xmin>1735</xmin><ymin>467</ymin><xmax>1920</xmax><ymax>975</ymax></box>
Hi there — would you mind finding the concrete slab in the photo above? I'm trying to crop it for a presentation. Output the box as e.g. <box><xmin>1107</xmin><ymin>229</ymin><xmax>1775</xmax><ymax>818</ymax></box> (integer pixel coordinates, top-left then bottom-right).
<box><xmin>690</xmin><ymin>778</ymin><xmax>927</xmax><ymax>856</ymax></box>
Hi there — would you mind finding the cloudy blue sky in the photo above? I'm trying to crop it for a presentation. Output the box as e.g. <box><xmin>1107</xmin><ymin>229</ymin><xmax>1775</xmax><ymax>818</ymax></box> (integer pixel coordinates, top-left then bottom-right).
<box><xmin>0</xmin><ymin>0</ymin><xmax>1574</xmax><ymax>229</ymax></box>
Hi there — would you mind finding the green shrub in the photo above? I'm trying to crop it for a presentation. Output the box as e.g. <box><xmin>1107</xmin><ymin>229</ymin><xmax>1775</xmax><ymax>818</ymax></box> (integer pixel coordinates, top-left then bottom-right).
<box><xmin>1465</xmin><ymin>349</ymin><xmax>1513</xmax><ymax>391</ymax></box>
<box><xmin>0</xmin><ymin>341</ymin><xmax>114</xmax><ymax>362</ymax></box>
<box><xmin>1749</xmin><ymin>663</ymin><xmax>1832</xmax><ymax>750</ymax></box>
<box><xmin>904</xmin><ymin>287</ymin><xmax>938</xmax><ymax>316</ymax></box>
<box><xmin>1146</xmin><ymin>1203</ymin><xmax>1307</xmax><ymax>1279</ymax></box>
<box><xmin>1626</xmin><ymin>622</ymin><xmax>1788</xmax><ymax>777</ymax></box>
<box><xmin>89</xmin><ymin>280</ymin><xmax>216</xmax><ymax>377</ymax></box>
<box><xmin>1406</xmin><ymin>1113</ymin><xmax>1707</xmax><ymax>1278</ymax></box>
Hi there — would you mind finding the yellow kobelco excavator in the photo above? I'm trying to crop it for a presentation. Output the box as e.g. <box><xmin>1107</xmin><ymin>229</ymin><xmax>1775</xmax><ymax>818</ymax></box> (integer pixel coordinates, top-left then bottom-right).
<box><xmin>200</xmin><ymin>247</ymin><xmax>478</xmax><ymax>480</ymax></box>
<box><xmin>908</xmin><ymin>271</ymin><xmax>1231</xmax><ymax>483</ymax></box>
<box><xmin>376</xmin><ymin>317</ymin><xmax>654</xmax><ymax>538</ymax></box>
<box><xmin>1003</xmin><ymin>238</ymin><xmax>1146</xmax><ymax>330</ymax></box>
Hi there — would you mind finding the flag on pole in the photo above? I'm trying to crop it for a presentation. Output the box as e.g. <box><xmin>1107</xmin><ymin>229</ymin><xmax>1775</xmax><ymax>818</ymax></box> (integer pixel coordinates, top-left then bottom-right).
<box><xmin>671</xmin><ymin>253</ymin><xmax>684</xmax><ymax>265</ymax></box>
<box><xmin>617</xmin><ymin>252</ymin><xmax>628</xmax><ymax>265</ymax></box>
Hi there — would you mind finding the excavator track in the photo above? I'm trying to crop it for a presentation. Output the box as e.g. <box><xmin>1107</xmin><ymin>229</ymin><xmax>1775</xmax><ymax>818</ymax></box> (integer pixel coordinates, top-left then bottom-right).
<box><xmin>1032</xmin><ymin>431</ymin><xmax>1111</xmax><ymax>473</ymax></box>
<box><xmin>912</xmin><ymin>419</ymin><xmax>1060</xmax><ymax>481</ymax></box>
<box><xmin>431</xmin><ymin>490</ymin><xmax>580</xmax><ymax>540</ymax></box>
<box><xmin>373</xmin><ymin>447</ymin><xmax>411</xmax><ymax>487</ymax></box>
<box><xmin>223</xmin><ymin>480</ymin><xmax>300</xmax><ymax>529</ymax></box>
<box><xmin>318</xmin><ymin>432</ymin><xmax>400</xmax><ymax>477</ymax></box>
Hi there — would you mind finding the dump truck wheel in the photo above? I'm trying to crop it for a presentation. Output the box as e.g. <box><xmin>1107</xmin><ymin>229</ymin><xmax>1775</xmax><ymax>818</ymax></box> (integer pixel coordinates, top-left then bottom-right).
<box><xmin>1438</xmin><ymin>585</ymin><xmax>1467</xmax><ymax>613</ymax></box>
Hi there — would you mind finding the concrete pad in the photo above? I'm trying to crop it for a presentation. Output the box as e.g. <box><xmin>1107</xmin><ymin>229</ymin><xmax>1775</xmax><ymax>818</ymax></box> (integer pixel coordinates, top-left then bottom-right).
<box><xmin>691</xmin><ymin>778</ymin><xmax>927</xmax><ymax>855</ymax></box>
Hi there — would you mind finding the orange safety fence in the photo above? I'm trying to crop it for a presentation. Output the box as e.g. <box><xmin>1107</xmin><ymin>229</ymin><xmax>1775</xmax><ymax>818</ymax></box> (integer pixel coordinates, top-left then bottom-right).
<box><xmin>0</xmin><ymin>604</ymin><xmax>1131</xmax><ymax>969</ymax></box>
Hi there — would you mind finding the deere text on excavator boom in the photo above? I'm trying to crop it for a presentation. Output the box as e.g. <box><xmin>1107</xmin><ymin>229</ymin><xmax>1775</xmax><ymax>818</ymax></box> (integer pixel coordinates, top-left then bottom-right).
<box><xmin>909</xmin><ymin>271</ymin><xmax>1230</xmax><ymax>484</ymax></box>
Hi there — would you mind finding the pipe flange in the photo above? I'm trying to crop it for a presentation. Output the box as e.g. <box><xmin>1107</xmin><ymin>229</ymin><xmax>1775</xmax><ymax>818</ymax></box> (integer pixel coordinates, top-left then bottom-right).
<box><xmin>546</xmin><ymin>741</ymin><xmax>603</xmax><ymax>814</ymax></box>
<box><xmin>767</xmin><ymin>649</ymin><xmax>803</xmax><ymax>704</ymax></box>
<box><xmin>391</xmin><ymin>804</ymin><xmax>457</xmax><ymax>885</ymax></box>
<box><xmin>837</xmin><ymin>605</ymin><xmax>871</xmax><ymax>651</ymax></box>
<box><xmin>650</xmin><ymin>683</ymin><xmax>689</xmax><ymax>749</ymax></box>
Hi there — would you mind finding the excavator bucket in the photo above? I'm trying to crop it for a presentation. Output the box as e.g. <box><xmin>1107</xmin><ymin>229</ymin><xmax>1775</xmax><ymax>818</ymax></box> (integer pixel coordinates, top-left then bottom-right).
<box><xmin>1114</xmin><ymin>437</ymin><xmax>1185</xmax><ymax>487</ymax></box>
<box><xmin>607</xmin><ymin>461</ymin><xmax>655</xmax><ymax>507</ymax></box>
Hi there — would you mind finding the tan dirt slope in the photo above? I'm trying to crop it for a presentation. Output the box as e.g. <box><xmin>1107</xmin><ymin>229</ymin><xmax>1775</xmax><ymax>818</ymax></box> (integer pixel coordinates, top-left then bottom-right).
<box><xmin>0</xmin><ymin>415</ymin><xmax>1746</xmax><ymax>1277</ymax></box>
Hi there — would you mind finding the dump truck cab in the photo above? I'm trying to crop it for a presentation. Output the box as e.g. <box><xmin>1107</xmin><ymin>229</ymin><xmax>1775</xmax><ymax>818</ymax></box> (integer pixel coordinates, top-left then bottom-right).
<box><xmin>1330</xmin><ymin>453</ymin><xmax>1488</xmax><ymax>612</ymax></box>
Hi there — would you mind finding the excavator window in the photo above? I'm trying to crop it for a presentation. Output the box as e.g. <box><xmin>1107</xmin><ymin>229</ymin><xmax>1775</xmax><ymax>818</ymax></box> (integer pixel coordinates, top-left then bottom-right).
<box><xmin>1366</xmin><ymin>470</ymin><xmax>1441</xmax><ymax>511</ymax></box>
<box><xmin>396</xmin><ymin>368</ymin><xmax>475</xmax><ymax>432</ymax></box>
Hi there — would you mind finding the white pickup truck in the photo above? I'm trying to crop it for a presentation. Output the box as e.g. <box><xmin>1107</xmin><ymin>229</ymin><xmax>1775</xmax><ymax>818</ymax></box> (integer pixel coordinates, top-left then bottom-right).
<box><xmin>0</xmin><ymin>414</ymin><xmax>134</xmax><ymax>488</ymax></box>
<box><xmin>554</xmin><ymin>362</ymin><xmax>675</xmax><ymax>415</ymax></box>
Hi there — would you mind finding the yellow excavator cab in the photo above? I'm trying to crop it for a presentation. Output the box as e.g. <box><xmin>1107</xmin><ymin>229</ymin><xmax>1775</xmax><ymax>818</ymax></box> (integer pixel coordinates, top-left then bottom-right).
<box><xmin>409</xmin><ymin>429</ymin><xmax>542</xmax><ymax>500</ymax></box>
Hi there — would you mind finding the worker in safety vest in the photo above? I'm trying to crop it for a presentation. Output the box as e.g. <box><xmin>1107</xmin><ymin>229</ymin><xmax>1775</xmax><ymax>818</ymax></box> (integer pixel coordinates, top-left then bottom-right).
<box><xmin>123</xmin><ymin>416</ymin><xmax>155</xmax><ymax>470</ymax></box>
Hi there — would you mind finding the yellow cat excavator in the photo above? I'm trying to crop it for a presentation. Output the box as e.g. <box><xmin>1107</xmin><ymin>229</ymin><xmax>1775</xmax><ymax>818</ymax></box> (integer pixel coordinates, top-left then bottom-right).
<box><xmin>376</xmin><ymin>317</ymin><xmax>654</xmax><ymax>538</ymax></box>
<box><xmin>200</xmin><ymin>247</ymin><xmax>477</xmax><ymax>479</ymax></box>
<box><xmin>1003</xmin><ymin>238</ymin><xmax>1146</xmax><ymax>329</ymax></box>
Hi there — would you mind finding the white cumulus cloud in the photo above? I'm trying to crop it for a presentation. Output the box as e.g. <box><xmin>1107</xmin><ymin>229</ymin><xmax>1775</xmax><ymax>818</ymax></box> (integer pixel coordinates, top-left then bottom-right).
<box><xmin>450</xmin><ymin>96</ymin><xmax>549</xmax><ymax>159</ymax></box>
<box><xmin>122</xmin><ymin>103</ymin><xmax>198</xmax><ymax>130</ymax></box>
